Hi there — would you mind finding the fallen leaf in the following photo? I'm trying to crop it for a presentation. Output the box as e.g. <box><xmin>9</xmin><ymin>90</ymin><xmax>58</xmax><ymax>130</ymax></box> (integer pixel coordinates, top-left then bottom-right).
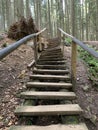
<box><xmin>7</xmin><ymin>121</ymin><xmax>13</xmax><ymax>126</ymax></box>
<box><xmin>0</xmin><ymin>116</ymin><xmax>3</xmax><ymax>120</ymax></box>
<box><xmin>18</xmin><ymin>70</ymin><xmax>26</xmax><ymax>79</ymax></box>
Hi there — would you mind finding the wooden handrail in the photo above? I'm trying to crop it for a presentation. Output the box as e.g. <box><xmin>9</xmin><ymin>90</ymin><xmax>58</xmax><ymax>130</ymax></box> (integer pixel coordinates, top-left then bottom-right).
<box><xmin>58</xmin><ymin>28</ymin><xmax>98</xmax><ymax>86</ymax></box>
<box><xmin>59</xmin><ymin>28</ymin><xmax>98</xmax><ymax>59</ymax></box>
<box><xmin>59</xmin><ymin>28</ymin><xmax>73</xmax><ymax>39</ymax></box>
<box><xmin>0</xmin><ymin>28</ymin><xmax>47</xmax><ymax>61</ymax></box>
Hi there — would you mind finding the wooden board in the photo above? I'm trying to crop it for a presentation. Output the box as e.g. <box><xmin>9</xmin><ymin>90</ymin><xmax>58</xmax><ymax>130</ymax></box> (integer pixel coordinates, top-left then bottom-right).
<box><xmin>33</xmin><ymin>69</ymin><xmax>69</xmax><ymax>75</ymax></box>
<box><xmin>41</xmin><ymin>52</ymin><xmax>62</xmax><ymax>56</ymax></box>
<box><xmin>30</xmin><ymin>74</ymin><xmax>70</xmax><ymax>80</ymax></box>
<box><xmin>20</xmin><ymin>91</ymin><xmax>76</xmax><ymax>100</ymax></box>
<box><xmin>35</xmin><ymin>65</ymin><xmax>66</xmax><ymax>69</ymax></box>
<box><xmin>39</xmin><ymin>57</ymin><xmax>65</xmax><ymax>60</ymax></box>
<box><xmin>37</xmin><ymin>61</ymin><xmax>65</xmax><ymax>65</ymax></box>
<box><xmin>40</xmin><ymin>55</ymin><xmax>63</xmax><ymax>58</ymax></box>
<box><xmin>38</xmin><ymin>58</ymin><xmax>65</xmax><ymax>61</ymax></box>
<box><xmin>15</xmin><ymin>104</ymin><xmax>83</xmax><ymax>116</ymax></box>
<box><xmin>10</xmin><ymin>124</ymin><xmax>88</xmax><ymax>130</ymax></box>
<box><xmin>26</xmin><ymin>82</ymin><xmax>72</xmax><ymax>88</ymax></box>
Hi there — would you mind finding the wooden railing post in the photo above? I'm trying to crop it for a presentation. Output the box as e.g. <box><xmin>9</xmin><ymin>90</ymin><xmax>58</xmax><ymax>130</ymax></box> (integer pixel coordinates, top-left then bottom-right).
<box><xmin>71</xmin><ymin>41</ymin><xmax>77</xmax><ymax>88</ymax></box>
<box><xmin>58</xmin><ymin>29</ymin><xmax>61</xmax><ymax>42</ymax></box>
<box><xmin>34</xmin><ymin>36</ymin><xmax>38</xmax><ymax>64</ymax></box>
<box><xmin>62</xmin><ymin>35</ymin><xmax>65</xmax><ymax>54</ymax></box>
<box><xmin>58</xmin><ymin>29</ymin><xmax>64</xmax><ymax>54</ymax></box>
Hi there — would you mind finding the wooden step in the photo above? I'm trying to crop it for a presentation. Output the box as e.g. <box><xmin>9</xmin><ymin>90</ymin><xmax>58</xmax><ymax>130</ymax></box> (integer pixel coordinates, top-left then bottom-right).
<box><xmin>43</xmin><ymin>50</ymin><xmax>61</xmax><ymax>54</ymax></box>
<box><xmin>33</xmin><ymin>69</ymin><xmax>69</xmax><ymax>75</ymax></box>
<box><xmin>41</xmin><ymin>51</ymin><xmax>62</xmax><ymax>56</ymax></box>
<box><xmin>38</xmin><ymin>58</ymin><xmax>65</xmax><ymax>61</ymax></box>
<box><xmin>39</xmin><ymin>56</ymin><xmax>64</xmax><ymax>60</ymax></box>
<box><xmin>10</xmin><ymin>124</ymin><xmax>88</xmax><ymax>130</ymax></box>
<box><xmin>39</xmin><ymin>56</ymin><xmax>63</xmax><ymax>59</ymax></box>
<box><xmin>42</xmin><ymin>50</ymin><xmax>62</xmax><ymax>55</ymax></box>
<box><xmin>15</xmin><ymin>104</ymin><xmax>82</xmax><ymax>116</ymax></box>
<box><xmin>26</xmin><ymin>82</ymin><xmax>72</xmax><ymax>89</ymax></box>
<box><xmin>40</xmin><ymin>55</ymin><xmax>63</xmax><ymax>58</ymax></box>
<box><xmin>42</xmin><ymin>49</ymin><xmax>61</xmax><ymax>53</ymax></box>
<box><xmin>41</xmin><ymin>52</ymin><xmax>63</xmax><ymax>56</ymax></box>
<box><xmin>35</xmin><ymin>65</ymin><xmax>66</xmax><ymax>69</ymax></box>
<box><xmin>40</xmin><ymin>54</ymin><xmax>63</xmax><ymax>57</ymax></box>
<box><xmin>20</xmin><ymin>91</ymin><xmax>76</xmax><ymax>100</ymax></box>
<box><xmin>44</xmin><ymin>47</ymin><xmax>61</xmax><ymax>51</ymax></box>
<box><xmin>30</xmin><ymin>74</ymin><xmax>70</xmax><ymax>81</ymax></box>
<box><xmin>48</xmin><ymin>45</ymin><xmax>59</xmax><ymax>48</ymax></box>
<box><xmin>48</xmin><ymin>44</ymin><xmax>59</xmax><ymax>46</ymax></box>
<box><xmin>39</xmin><ymin>58</ymin><xmax>65</xmax><ymax>62</ymax></box>
<box><xmin>37</xmin><ymin>61</ymin><xmax>65</xmax><ymax>65</ymax></box>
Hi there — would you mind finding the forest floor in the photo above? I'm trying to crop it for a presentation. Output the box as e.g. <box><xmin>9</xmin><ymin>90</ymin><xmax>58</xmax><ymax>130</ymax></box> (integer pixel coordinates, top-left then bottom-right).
<box><xmin>0</xmin><ymin>36</ymin><xmax>98</xmax><ymax>130</ymax></box>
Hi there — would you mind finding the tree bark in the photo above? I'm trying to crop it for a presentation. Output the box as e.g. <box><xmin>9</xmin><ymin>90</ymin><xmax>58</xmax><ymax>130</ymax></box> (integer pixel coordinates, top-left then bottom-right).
<box><xmin>71</xmin><ymin>0</ymin><xmax>75</xmax><ymax>36</ymax></box>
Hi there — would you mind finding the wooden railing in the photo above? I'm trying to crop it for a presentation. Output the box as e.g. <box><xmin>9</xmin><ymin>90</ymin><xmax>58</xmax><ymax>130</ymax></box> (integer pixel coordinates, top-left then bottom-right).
<box><xmin>58</xmin><ymin>28</ymin><xmax>98</xmax><ymax>86</ymax></box>
<box><xmin>0</xmin><ymin>28</ymin><xmax>47</xmax><ymax>62</ymax></box>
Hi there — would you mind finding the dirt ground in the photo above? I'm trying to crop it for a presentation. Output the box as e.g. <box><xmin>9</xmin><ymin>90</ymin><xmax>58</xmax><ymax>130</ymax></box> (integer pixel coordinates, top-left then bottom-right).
<box><xmin>0</xmin><ymin>37</ymin><xmax>98</xmax><ymax>130</ymax></box>
<box><xmin>0</xmin><ymin>37</ymin><xmax>34</xmax><ymax>130</ymax></box>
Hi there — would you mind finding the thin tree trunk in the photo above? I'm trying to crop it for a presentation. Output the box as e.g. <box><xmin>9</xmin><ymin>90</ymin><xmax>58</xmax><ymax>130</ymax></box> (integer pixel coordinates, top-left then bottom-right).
<box><xmin>71</xmin><ymin>0</ymin><xmax>75</xmax><ymax>36</ymax></box>
<box><xmin>48</xmin><ymin>0</ymin><xmax>52</xmax><ymax>38</ymax></box>
<box><xmin>1</xmin><ymin>0</ymin><xmax>5</xmax><ymax>30</ymax></box>
<box><xmin>96</xmin><ymin>0</ymin><xmax>98</xmax><ymax>40</ymax></box>
<box><xmin>26</xmin><ymin>0</ymin><xmax>31</xmax><ymax>18</ymax></box>
<box><xmin>5</xmin><ymin>0</ymin><xmax>12</xmax><ymax>29</ymax></box>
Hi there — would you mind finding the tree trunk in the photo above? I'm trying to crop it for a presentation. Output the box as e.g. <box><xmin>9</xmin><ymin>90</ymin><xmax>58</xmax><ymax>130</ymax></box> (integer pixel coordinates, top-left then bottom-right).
<box><xmin>26</xmin><ymin>0</ymin><xmax>31</xmax><ymax>18</ymax></box>
<box><xmin>71</xmin><ymin>0</ymin><xmax>75</xmax><ymax>36</ymax></box>
<box><xmin>96</xmin><ymin>0</ymin><xmax>98</xmax><ymax>40</ymax></box>
<box><xmin>5</xmin><ymin>0</ymin><xmax>12</xmax><ymax>29</ymax></box>
<box><xmin>47</xmin><ymin>0</ymin><xmax>52</xmax><ymax>38</ymax></box>
<box><xmin>0</xmin><ymin>0</ymin><xmax>5</xmax><ymax>31</ymax></box>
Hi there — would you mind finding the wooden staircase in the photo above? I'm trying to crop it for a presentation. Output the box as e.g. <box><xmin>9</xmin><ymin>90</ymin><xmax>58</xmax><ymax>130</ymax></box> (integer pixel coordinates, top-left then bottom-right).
<box><xmin>9</xmin><ymin>42</ymin><xmax>88</xmax><ymax>130</ymax></box>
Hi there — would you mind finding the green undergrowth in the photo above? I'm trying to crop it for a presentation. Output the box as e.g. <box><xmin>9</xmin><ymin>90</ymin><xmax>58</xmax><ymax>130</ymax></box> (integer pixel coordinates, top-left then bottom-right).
<box><xmin>78</xmin><ymin>46</ymin><xmax>98</xmax><ymax>86</ymax></box>
<box><xmin>63</xmin><ymin>37</ymin><xmax>72</xmax><ymax>46</ymax></box>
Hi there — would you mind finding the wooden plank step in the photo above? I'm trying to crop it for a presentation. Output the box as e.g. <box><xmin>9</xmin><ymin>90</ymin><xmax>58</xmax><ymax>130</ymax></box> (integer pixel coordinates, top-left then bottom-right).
<box><xmin>48</xmin><ymin>43</ymin><xmax>59</xmax><ymax>46</ymax></box>
<box><xmin>35</xmin><ymin>65</ymin><xmax>66</xmax><ymax>69</ymax></box>
<box><xmin>38</xmin><ymin>60</ymin><xmax>65</xmax><ymax>63</ymax></box>
<box><xmin>43</xmin><ymin>49</ymin><xmax>61</xmax><ymax>53</ymax></box>
<box><xmin>39</xmin><ymin>58</ymin><xmax>64</xmax><ymax>61</ymax></box>
<box><xmin>40</xmin><ymin>54</ymin><xmax>63</xmax><ymax>57</ymax></box>
<box><xmin>37</xmin><ymin>61</ymin><xmax>65</xmax><ymax>65</ymax></box>
<box><xmin>10</xmin><ymin>124</ymin><xmax>88</xmax><ymax>130</ymax></box>
<box><xmin>26</xmin><ymin>82</ymin><xmax>72</xmax><ymax>89</ymax></box>
<box><xmin>15</xmin><ymin>104</ymin><xmax>82</xmax><ymax>116</ymax></box>
<box><xmin>44</xmin><ymin>47</ymin><xmax>61</xmax><ymax>51</ymax></box>
<box><xmin>41</xmin><ymin>52</ymin><xmax>63</xmax><ymax>56</ymax></box>
<box><xmin>33</xmin><ymin>69</ymin><xmax>69</xmax><ymax>75</ymax></box>
<box><xmin>30</xmin><ymin>74</ymin><xmax>70</xmax><ymax>81</ymax></box>
<box><xmin>20</xmin><ymin>91</ymin><xmax>76</xmax><ymax>100</ymax></box>
<box><xmin>42</xmin><ymin>48</ymin><xmax>61</xmax><ymax>52</ymax></box>
<box><xmin>39</xmin><ymin>57</ymin><xmax>63</xmax><ymax>60</ymax></box>
<box><xmin>48</xmin><ymin>45</ymin><xmax>59</xmax><ymax>48</ymax></box>
<box><xmin>41</xmin><ymin>51</ymin><xmax>62</xmax><ymax>56</ymax></box>
<box><xmin>48</xmin><ymin>43</ymin><xmax>59</xmax><ymax>45</ymax></box>
<box><xmin>43</xmin><ymin>50</ymin><xmax>61</xmax><ymax>52</ymax></box>
<box><xmin>38</xmin><ymin>58</ymin><xmax>65</xmax><ymax>61</ymax></box>
<box><xmin>39</xmin><ymin>56</ymin><xmax>64</xmax><ymax>59</ymax></box>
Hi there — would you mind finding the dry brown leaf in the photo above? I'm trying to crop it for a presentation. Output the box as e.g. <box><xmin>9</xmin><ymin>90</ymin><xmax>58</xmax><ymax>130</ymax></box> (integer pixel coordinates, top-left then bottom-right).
<box><xmin>7</xmin><ymin>121</ymin><xmax>13</xmax><ymax>126</ymax></box>
<box><xmin>17</xmin><ymin>70</ymin><xmax>26</xmax><ymax>79</ymax></box>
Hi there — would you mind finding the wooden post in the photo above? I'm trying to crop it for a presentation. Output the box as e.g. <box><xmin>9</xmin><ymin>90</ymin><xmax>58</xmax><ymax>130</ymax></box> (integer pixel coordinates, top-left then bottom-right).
<box><xmin>33</xmin><ymin>36</ymin><xmax>38</xmax><ymax>64</ymax></box>
<box><xmin>62</xmin><ymin>35</ymin><xmax>65</xmax><ymax>54</ymax></box>
<box><xmin>58</xmin><ymin>30</ymin><xmax>64</xmax><ymax>53</ymax></box>
<box><xmin>71</xmin><ymin>41</ymin><xmax>77</xmax><ymax>88</ymax></box>
<box><xmin>57</xmin><ymin>29</ymin><xmax>61</xmax><ymax>41</ymax></box>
